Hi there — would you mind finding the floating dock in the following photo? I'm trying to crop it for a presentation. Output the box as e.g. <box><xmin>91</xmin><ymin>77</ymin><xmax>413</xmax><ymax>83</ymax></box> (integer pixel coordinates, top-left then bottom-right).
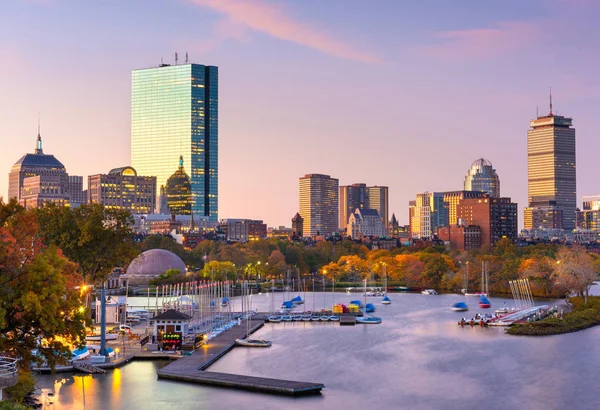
<box><xmin>157</xmin><ymin>318</ymin><xmax>324</xmax><ymax>396</ymax></box>
<box><xmin>340</xmin><ymin>314</ymin><xmax>356</xmax><ymax>326</ymax></box>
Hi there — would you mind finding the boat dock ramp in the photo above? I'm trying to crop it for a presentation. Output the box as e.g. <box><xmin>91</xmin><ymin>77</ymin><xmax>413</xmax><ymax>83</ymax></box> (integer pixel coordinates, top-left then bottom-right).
<box><xmin>157</xmin><ymin>318</ymin><xmax>324</xmax><ymax>396</ymax></box>
<box><xmin>458</xmin><ymin>305</ymin><xmax>556</xmax><ymax>327</ymax></box>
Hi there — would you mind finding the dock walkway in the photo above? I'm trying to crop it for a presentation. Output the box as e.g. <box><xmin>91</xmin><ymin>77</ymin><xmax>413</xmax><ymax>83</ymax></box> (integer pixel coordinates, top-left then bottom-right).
<box><xmin>157</xmin><ymin>319</ymin><xmax>324</xmax><ymax>396</ymax></box>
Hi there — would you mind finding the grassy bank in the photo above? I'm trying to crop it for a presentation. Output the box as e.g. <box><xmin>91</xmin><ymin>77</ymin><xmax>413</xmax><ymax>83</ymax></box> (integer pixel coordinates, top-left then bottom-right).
<box><xmin>507</xmin><ymin>296</ymin><xmax>600</xmax><ymax>336</ymax></box>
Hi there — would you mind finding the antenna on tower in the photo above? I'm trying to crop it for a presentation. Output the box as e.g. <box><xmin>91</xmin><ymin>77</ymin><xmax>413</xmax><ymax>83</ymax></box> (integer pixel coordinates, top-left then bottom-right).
<box><xmin>549</xmin><ymin>86</ymin><xmax>553</xmax><ymax>115</ymax></box>
<box><xmin>185</xmin><ymin>52</ymin><xmax>188</xmax><ymax>64</ymax></box>
<box><xmin>536</xmin><ymin>106</ymin><xmax>539</xmax><ymax>118</ymax></box>
<box><xmin>175</xmin><ymin>52</ymin><xmax>178</xmax><ymax>65</ymax></box>
<box><xmin>38</xmin><ymin>112</ymin><xmax>40</xmax><ymax>136</ymax></box>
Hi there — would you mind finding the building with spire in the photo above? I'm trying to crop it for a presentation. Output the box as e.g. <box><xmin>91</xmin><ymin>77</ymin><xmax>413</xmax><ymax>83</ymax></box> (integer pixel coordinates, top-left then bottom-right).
<box><xmin>464</xmin><ymin>158</ymin><xmax>500</xmax><ymax>197</ymax></box>
<box><xmin>525</xmin><ymin>92</ymin><xmax>576</xmax><ymax>230</ymax></box>
<box><xmin>8</xmin><ymin>129</ymin><xmax>73</xmax><ymax>208</ymax></box>
<box><xmin>165</xmin><ymin>156</ymin><xmax>192</xmax><ymax>215</ymax></box>
<box><xmin>131</xmin><ymin>61</ymin><xmax>218</xmax><ymax>221</ymax></box>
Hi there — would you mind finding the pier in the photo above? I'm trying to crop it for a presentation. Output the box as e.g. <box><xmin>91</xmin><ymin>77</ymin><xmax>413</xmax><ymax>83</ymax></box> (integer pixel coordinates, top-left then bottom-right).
<box><xmin>157</xmin><ymin>318</ymin><xmax>325</xmax><ymax>396</ymax></box>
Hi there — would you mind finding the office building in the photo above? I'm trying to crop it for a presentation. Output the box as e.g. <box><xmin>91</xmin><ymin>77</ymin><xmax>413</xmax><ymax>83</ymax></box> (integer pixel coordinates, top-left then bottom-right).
<box><xmin>68</xmin><ymin>175</ymin><xmax>87</xmax><ymax>208</ymax></box>
<box><xmin>299</xmin><ymin>174</ymin><xmax>339</xmax><ymax>236</ymax></box>
<box><xmin>9</xmin><ymin>131</ymin><xmax>69</xmax><ymax>203</ymax></box>
<box><xmin>437</xmin><ymin>225</ymin><xmax>482</xmax><ymax>251</ymax></box>
<box><xmin>366</xmin><ymin>186</ymin><xmax>389</xmax><ymax>235</ymax></box>
<box><xmin>339</xmin><ymin>184</ymin><xmax>389</xmax><ymax>234</ymax></box>
<box><xmin>347</xmin><ymin>208</ymin><xmax>384</xmax><ymax>239</ymax></box>
<box><xmin>457</xmin><ymin>195</ymin><xmax>518</xmax><ymax>247</ymax></box>
<box><xmin>527</xmin><ymin>99</ymin><xmax>576</xmax><ymax>230</ymax></box>
<box><xmin>409</xmin><ymin>192</ymin><xmax>447</xmax><ymax>240</ymax></box>
<box><xmin>88</xmin><ymin>166</ymin><xmax>156</xmax><ymax>214</ymax></box>
<box><xmin>441</xmin><ymin>190</ymin><xmax>487</xmax><ymax>227</ymax></box>
<box><xmin>577</xmin><ymin>195</ymin><xmax>600</xmax><ymax>231</ymax></box>
<box><xmin>131</xmin><ymin>61</ymin><xmax>218</xmax><ymax>221</ymax></box>
<box><xmin>218</xmin><ymin>219</ymin><xmax>267</xmax><ymax>242</ymax></box>
<box><xmin>19</xmin><ymin>174</ymin><xmax>70</xmax><ymax>209</ymax></box>
<box><xmin>464</xmin><ymin>158</ymin><xmax>500</xmax><ymax>197</ymax></box>
<box><xmin>524</xmin><ymin>198</ymin><xmax>563</xmax><ymax>229</ymax></box>
<box><xmin>165</xmin><ymin>156</ymin><xmax>192</xmax><ymax>216</ymax></box>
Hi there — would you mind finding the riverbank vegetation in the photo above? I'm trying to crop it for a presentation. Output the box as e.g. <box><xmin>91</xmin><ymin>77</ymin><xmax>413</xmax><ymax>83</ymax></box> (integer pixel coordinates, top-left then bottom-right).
<box><xmin>507</xmin><ymin>296</ymin><xmax>600</xmax><ymax>336</ymax></box>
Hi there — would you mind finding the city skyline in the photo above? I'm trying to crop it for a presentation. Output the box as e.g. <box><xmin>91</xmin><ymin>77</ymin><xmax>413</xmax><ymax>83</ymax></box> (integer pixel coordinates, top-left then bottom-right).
<box><xmin>2</xmin><ymin>0</ymin><xmax>600</xmax><ymax>227</ymax></box>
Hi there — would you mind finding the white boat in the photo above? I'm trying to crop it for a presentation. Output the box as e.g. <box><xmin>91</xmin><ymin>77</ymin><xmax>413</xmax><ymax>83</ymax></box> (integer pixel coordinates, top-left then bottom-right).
<box><xmin>86</xmin><ymin>333</ymin><xmax>118</xmax><ymax>342</ymax></box>
<box><xmin>357</xmin><ymin>279</ymin><xmax>382</xmax><ymax>324</ymax></box>
<box><xmin>267</xmin><ymin>315</ymin><xmax>281</xmax><ymax>323</ymax></box>
<box><xmin>320</xmin><ymin>315</ymin><xmax>330</xmax><ymax>321</ymax></box>
<box><xmin>71</xmin><ymin>347</ymin><xmax>90</xmax><ymax>361</ymax></box>
<box><xmin>421</xmin><ymin>289</ymin><xmax>438</xmax><ymax>295</ymax></box>
<box><xmin>235</xmin><ymin>338</ymin><xmax>272</xmax><ymax>347</ymax></box>
<box><xmin>381</xmin><ymin>266</ymin><xmax>391</xmax><ymax>305</ymax></box>
<box><xmin>329</xmin><ymin>315</ymin><xmax>340</xmax><ymax>321</ymax></box>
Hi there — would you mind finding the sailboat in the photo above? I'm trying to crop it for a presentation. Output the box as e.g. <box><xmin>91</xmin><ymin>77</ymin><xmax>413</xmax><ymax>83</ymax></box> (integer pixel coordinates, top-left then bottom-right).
<box><xmin>356</xmin><ymin>279</ymin><xmax>382</xmax><ymax>324</ymax></box>
<box><xmin>329</xmin><ymin>278</ymin><xmax>340</xmax><ymax>321</ymax></box>
<box><xmin>478</xmin><ymin>261</ymin><xmax>491</xmax><ymax>308</ymax></box>
<box><xmin>267</xmin><ymin>281</ymin><xmax>282</xmax><ymax>322</ymax></box>
<box><xmin>381</xmin><ymin>264</ymin><xmax>391</xmax><ymax>305</ymax></box>
<box><xmin>236</xmin><ymin>282</ymin><xmax>272</xmax><ymax>347</ymax></box>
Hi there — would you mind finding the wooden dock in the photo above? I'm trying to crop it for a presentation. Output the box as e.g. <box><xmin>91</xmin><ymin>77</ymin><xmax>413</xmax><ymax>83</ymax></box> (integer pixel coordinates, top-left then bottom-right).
<box><xmin>340</xmin><ymin>314</ymin><xmax>356</xmax><ymax>326</ymax></box>
<box><xmin>157</xmin><ymin>319</ymin><xmax>324</xmax><ymax>396</ymax></box>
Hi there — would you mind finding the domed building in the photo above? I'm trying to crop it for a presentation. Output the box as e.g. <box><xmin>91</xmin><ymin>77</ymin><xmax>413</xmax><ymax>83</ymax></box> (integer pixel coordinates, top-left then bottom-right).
<box><xmin>464</xmin><ymin>158</ymin><xmax>500</xmax><ymax>198</ymax></box>
<box><xmin>122</xmin><ymin>249</ymin><xmax>187</xmax><ymax>285</ymax></box>
<box><xmin>165</xmin><ymin>156</ymin><xmax>191</xmax><ymax>215</ymax></box>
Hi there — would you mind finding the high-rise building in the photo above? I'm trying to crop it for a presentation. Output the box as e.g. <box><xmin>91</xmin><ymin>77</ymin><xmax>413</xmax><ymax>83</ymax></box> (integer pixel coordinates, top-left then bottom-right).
<box><xmin>131</xmin><ymin>61</ymin><xmax>218</xmax><ymax>221</ymax></box>
<box><xmin>165</xmin><ymin>156</ymin><xmax>192</xmax><ymax>216</ymax></box>
<box><xmin>339</xmin><ymin>183</ymin><xmax>366</xmax><ymax>229</ymax></box>
<box><xmin>339</xmin><ymin>184</ymin><xmax>389</xmax><ymax>234</ymax></box>
<box><xmin>464</xmin><ymin>158</ymin><xmax>500</xmax><ymax>197</ymax></box>
<box><xmin>524</xmin><ymin>198</ymin><xmax>563</xmax><ymax>229</ymax></box>
<box><xmin>527</xmin><ymin>99</ymin><xmax>576</xmax><ymax>230</ymax></box>
<box><xmin>441</xmin><ymin>190</ymin><xmax>487</xmax><ymax>226</ymax></box>
<box><xmin>366</xmin><ymin>186</ymin><xmax>389</xmax><ymax>235</ymax></box>
<box><xmin>457</xmin><ymin>195</ymin><xmax>518</xmax><ymax>247</ymax></box>
<box><xmin>9</xmin><ymin>131</ymin><xmax>69</xmax><ymax>203</ymax></box>
<box><xmin>299</xmin><ymin>174</ymin><xmax>339</xmax><ymax>236</ymax></box>
<box><xmin>409</xmin><ymin>192</ymin><xmax>447</xmax><ymax>240</ymax></box>
<box><xmin>20</xmin><ymin>175</ymin><xmax>70</xmax><ymax>209</ymax></box>
<box><xmin>88</xmin><ymin>166</ymin><xmax>156</xmax><ymax>214</ymax></box>
<box><xmin>577</xmin><ymin>195</ymin><xmax>600</xmax><ymax>231</ymax></box>
<box><xmin>68</xmin><ymin>175</ymin><xmax>87</xmax><ymax>208</ymax></box>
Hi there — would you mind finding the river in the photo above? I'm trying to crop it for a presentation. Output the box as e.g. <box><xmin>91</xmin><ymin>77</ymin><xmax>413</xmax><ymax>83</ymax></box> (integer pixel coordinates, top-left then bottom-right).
<box><xmin>35</xmin><ymin>289</ymin><xmax>600</xmax><ymax>410</ymax></box>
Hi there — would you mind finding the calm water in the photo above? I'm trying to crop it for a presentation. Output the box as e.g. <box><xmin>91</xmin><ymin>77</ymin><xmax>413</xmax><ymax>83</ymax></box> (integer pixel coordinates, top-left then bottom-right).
<box><xmin>36</xmin><ymin>289</ymin><xmax>600</xmax><ymax>410</ymax></box>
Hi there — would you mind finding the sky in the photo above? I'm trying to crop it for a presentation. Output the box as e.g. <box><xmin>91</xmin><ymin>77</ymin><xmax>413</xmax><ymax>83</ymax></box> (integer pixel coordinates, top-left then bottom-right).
<box><xmin>2</xmin><ymin>0</ymin><xmax>600</xmax><ymax>228</ymax></box>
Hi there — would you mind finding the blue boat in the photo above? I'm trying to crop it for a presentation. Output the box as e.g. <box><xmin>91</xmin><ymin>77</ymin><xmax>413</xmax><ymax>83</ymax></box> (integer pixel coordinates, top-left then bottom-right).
<box><xmin>479</xmin><ymin>296</ymin><xmax>491</xmax><ymax>308</ymax></box>
<box><xmin>281</xmin><ymin>315</ymin><xmax>293</xmax><ymax>322</ymax></box>
<box><xmin>268</xmin><ymin>315</ymin><xmax>281</xmax><ymax>323</ymax></box>
<box><xmin>350</xmin><ymin>300</ymin><xmax>364</xmax><ymax>308</ymax></box>
<box><xmin>221</xmin><ymin>297</ymin><xmax>229</xmax><ymax>307</ymax></box>
<box><xmin>281</xmin><ymin>301</ymin><xmax>294</xmax><ymax>309</ymax></box>
<box><xmin>365</xmin><ymin>303</ymin><xmax>376</xmax><ymax>313</ymax></box>
<box><xmin>451</xmin><ymin>301</ymin><xmax>469</xmax><ymax>312</ymax></box>
<box><xmin>356</xmin><ymin>316</ymin><xmax>382</xmax><ymax>324</ymax></box>
<box><xmin>291</xmin><ymin>295</ymin><xmax>304</xmax><ymax>305</ymax></box>
<box><xmin>381</xmin><ymin>295</ymin><xmax>392</xmax><ymax>305</ymax></box>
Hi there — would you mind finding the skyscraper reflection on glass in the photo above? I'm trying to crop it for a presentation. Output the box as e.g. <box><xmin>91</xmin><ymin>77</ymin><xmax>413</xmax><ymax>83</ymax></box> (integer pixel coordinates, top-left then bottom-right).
<box><xmin>131</xmin><ymin>63</ymin><xmax>218</xmax><ymax>221</ymax></box>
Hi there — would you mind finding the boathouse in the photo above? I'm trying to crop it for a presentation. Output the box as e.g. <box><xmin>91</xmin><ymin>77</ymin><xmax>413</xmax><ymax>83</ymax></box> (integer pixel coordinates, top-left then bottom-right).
<box><xmin>153</xmin><ymin>310</ymin><xmax>192</xmax><ymax>350</ymax></box>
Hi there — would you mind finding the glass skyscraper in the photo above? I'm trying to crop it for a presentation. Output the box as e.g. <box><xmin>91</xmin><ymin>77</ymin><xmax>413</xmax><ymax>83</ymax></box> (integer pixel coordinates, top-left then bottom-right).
<box><xmin>464</xmin><ymin>158</ymin><xmax>500</xmax><ymax>198</ymax></box>
<box><xmin>131</xmin><ymin>63</ymin><xmax>218</xmax><ymax>220</ymax></box>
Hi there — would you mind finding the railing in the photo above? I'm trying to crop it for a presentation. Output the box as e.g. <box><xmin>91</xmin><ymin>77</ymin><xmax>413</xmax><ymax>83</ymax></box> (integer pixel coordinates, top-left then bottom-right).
<box><xmin>0</xmin><ymin>356</ymin><xmax>18</xmax><ymax>389</ymax></box>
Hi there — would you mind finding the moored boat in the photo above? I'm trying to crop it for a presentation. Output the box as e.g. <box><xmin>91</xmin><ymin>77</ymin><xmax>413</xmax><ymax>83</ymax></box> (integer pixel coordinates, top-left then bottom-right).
<box><xmin>235</xmin><ymin>338</ymin><xmax>272</xmax><ymax>347</ymax></box>
<box><xmin>421</xmin><ymin>289</ymin><xmax>438</xmax><ymax>295</ymax></box>
<box><xmin>267</xmin><ymin>315</ymin><xmax>281</xmax><ymax>323</ymax></box>
<box><xmin>329</xmin><ymin>315</ymin><xmax>340</xmax><ymax>321</ymax></box>
<box><xmin>451</xmin><ymin>301</ymin><xmax>469</xmax><ymax>312</ymax></box>
<box><xmin>356</xmin><ymin>316</ymin><xmax>382</xmax><ymax>324</ymax></box>
<box><xmin>86</xmin><ymin>333</ymin><xmax>118</xmax><ymax>342</ymax></box>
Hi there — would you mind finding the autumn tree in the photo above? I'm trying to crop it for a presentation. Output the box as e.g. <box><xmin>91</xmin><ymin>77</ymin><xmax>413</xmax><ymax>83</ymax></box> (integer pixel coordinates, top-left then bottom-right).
<box><xmin>554</xmin><ymin>246</ymin><xmax>599</xmax><ymax>304</ymax></box>
<box><xmin>0</xmin><ymin>200</ymin><xmax>87</xmax><ymax>372</ymax></box>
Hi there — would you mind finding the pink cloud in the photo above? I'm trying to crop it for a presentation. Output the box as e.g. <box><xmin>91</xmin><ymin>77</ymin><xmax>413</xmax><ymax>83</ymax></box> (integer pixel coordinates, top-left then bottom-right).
<box><xmin>422</xmin><ymin>21</ymin><xmax>543</xmax><ymax>60</ymax></box>
<box><xmin>189</xmin><ymin>0</ymin><xmax>380</xmax><ymax>64</ymax></box>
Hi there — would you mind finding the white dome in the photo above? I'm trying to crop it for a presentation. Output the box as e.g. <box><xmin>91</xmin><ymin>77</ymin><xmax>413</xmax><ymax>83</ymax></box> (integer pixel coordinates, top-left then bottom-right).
<box><xmin>125</xmin><ymin>249</ymin><xmax>186</xmax><ymax>276</ymax></box>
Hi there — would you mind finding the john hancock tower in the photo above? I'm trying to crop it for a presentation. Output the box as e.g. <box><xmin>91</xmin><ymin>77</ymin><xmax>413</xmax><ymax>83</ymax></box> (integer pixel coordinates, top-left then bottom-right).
<box><xmin>131</xmin><ymin>60</ymin><xmax>218</xmax><ymax>221</ymax></box>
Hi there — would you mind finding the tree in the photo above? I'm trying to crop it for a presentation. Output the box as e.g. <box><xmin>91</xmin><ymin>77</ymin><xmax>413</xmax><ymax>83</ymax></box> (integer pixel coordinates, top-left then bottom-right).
<box><xmin>0</xmin><ymin>200</ymin><xmax>87</xmax><ymax>372</ymax></box>
<box><xmin>36</xmin><ymin>203</ymin><xmax>138</xmax><ymax>283</ymax></box>
<box><xmin>555</xmin><ymin>246</ymin><xmax>599</xmax><ymax>304</ymax></box>
<box><xmin>201</xmin><ymin>261</ymin><xmax>237</xmax><ymax>281</ymax></box>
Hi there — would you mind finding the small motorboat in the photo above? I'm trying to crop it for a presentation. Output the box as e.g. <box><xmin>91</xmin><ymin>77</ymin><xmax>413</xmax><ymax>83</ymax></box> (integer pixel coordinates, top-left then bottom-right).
<box><xmin>495</xmin><ymin>307</ymin><xmax>509</xmax><ymax>314</ymax></box>
<box><xmin>221</xmin><ymin>297</ymin><xmax>229</xmax><ymax>307</ymax></box>
<box><xmin>71</xmin><ymin>347</ymin><xmax>90</xmax><ymax>361</ymax></box>
<box><xmin>421</xmin><ymin>289</ymin><xmax>438</xmax><ymax>295</ymax></box>
<box><xmin>301</xmin><ymin>314</ymin><xmax>311</xmax><ymax>321</ymax></box>
<box><xmin>451</xmin><ymin>301</ymin><xmax>469</xmax><ymax>312</ymax></box>
<box><xmin>310</xmin><ymin>315</ymin><xmax>321</xmax><ymax>321</ymax></box>
<box><xmin>329</xmin><ymin>315</ymin><xmax>340</xmax><ymax>321</ymax></box>
<box><xmin>281</xmin><ymin>315</ymin><xmax>293</xmax><ymax>322</ymax></box>
<box><xmin>86</xmin><ymin>333</ymin><xmax>119</xmax><ymax>342</ymax></box>
<box><xmin>292</xmin><ymin>315</ymin><xmax>303</xmax><ymax>321</ymax></box>
<box><xmin>479</xmin><ymin>296</ymin><xmax>491</xmax><ymax>308</ymax></box>
<box><xmin>267</xmin><ymin>315</ymin><xmax>281</xmax><ymax>323</ymax></box>
<box><xmin>381</xmin><ymin>295</ymin><xmax>392</xmax><ymax>305</ymax></box>
<box><xmin>320</xmin><ymin>315</ymin><xmax>330</xmax><ymax>321</ymax></box>
<box><xmin>356</xmin><ymin>316</ymin><xmax>382</xmax><ymax>324</ymax></box>
<box><xmin>235</xmin><ymin>338</ymin><xmax>272</xmax><ymax>347</ymax></box>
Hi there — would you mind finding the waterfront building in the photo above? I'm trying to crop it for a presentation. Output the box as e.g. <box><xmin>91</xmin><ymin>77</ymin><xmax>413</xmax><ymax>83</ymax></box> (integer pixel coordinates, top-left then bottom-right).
<box><xmin>526</xmin><ymin>99</ymin><xmax>576</xmax><ymax>230</ymax></box>
<box><xmin>131</xmin><ymin>61</ymin><xmax>218</xmax><ymax>221</ymax></box>
<box><xmin>218</xmin><ymin>219</ymin><xmax>267</xmax><ymax>242</ymax></box>
<box><xmin>457</xmin><ymin>195</ymin><xmax>518</xmax><ymax>247</ymax></box>
<box><xmin>409</xmin><ymin>192</ymin><xmax>447</xmax><ymax>240</ymax></box>
<box><xmin>437</xmin><ymin>225</ymin><xmax>482</xmax><ymax>251</ymax></box>
<box><xmin>299</xmin><ymin>174</ymin><xmax>339</xmax><ymax>236</ymax></box>
<box><xmin>577</xmin><ymin>195</ymin><xmax>600</xmax><ymax>231</ymax></box>
<box><xmin>68</xmin><ymin>175</ymin><xmax>87</xmax><ymax>208</ymax></box>
<box><xmin>464</xmin><ymin>158</ymin><xmax>500</xmax><ymax>197</ymax></box>
<box><xmin>88</xmin><ymin>166</ymin><xmax>156</xmax><ymax>214</ymax></box>
<box><xmin>9</xmin><ymin>131</ymin><xmax>69</xmax><ymax>204</ymax></box>
<box><xmin>339</xmin><ymin>184</ymin><xmax>389</xmax><ymax>234</ymax></box>
<box><xmin>347</xmin><ymin>208</ymin><xmax>384</xmax><ymax>239</ymax></box>
<box><xmin>165</xmin><ymin>156</ymin><xmax>192</xmax><ymax>216</ymax></box>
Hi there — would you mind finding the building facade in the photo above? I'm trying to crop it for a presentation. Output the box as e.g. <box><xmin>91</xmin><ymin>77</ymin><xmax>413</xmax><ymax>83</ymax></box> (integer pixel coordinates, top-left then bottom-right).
<box><xmin>527</xmin><ymin>106</ymin><xmax>576</xmax><ymax>230</ymax></box>
<box><xmin>347</xmin><ymin>208</ymin><xmax>384</xmax><ymax>239</ymax></box>
<box><xmin>19</xmin><ymin>174</ymin><xmax>70</xmax><ymax>209</ymax></box>
<box><xmin>292</xmin><ymin>212</ymin><xmax>304</xmax><ymax>237</ymax></box>
<box><xmin>578</xmin><ymin>195</ymin><xmax>600</xmax><ymax>231</ymax></box>
<box><xmin>339</xmin><ymin>184</ymin><xmax>389</xmax><ymax>235</ymax></box>
<box><xmin>299</xmin><ymin>174</ymin><xmax>339</xmax><ymax>236</ymax></box>
<box><xmin>524</xmin><ymin>198</ymin><xmax>563</xmax><ymax>229</ymax></box>
<box><xmin>218</xmin><ymin>219</ymin><xmax>267</xmax><ymax>242</ymax></box>
<box><xmin>165</xmin><ymin>156</ymin><xmax>192</xmax><ymax>216</ymax></box>
<box><xmin>131</xmin><ymin>62</ymin><xmax>218</xmax><ymax>221</ymax></box>
<box><xmin>464</xmin><ymin>158</ymin><xmax>500</xmax><ymax>197</ymax></box>
<box><xmin>442</xmin><ymin>190</ymin><xmax>487</xmax><ymax>227</ymax></box>
<box><xmin>409</xmin><ymin>192</ymin><xmax>447</xmax><ymax>240</ymax></box>
<box><xmin>437</xmin><ymin>225</ymin><xmax>482</xmax><ymax>251</ymax></box>
<box><xmin>366</xmin><ymin>186</ymin><xmax>389</xmax><ymax>235</ymax></box>
<box><xmin>457</xmin><ymin>195</ymin><xmax>518</xmax><ymax>247</ymax></box>
<box><xmin>68</xmin><ymin>175</ymin><xmax>87</xmax><ymax>208</ymax></box>
<box><xmin>9</xmin><ymin>132</ymin><xmax>69</xmax><ymax>204</ymax></box>
<box><xmin>88</xmin><ymin>166</ymin><xmax>156</xmax><ymax>214</ymax></box>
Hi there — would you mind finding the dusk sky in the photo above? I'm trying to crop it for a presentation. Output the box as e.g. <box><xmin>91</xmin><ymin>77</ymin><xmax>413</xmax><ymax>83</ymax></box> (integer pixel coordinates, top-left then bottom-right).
<box><xmin>2</xmin><ymin>0</ymin><xmax>599</xmax><ymax>228</ymax></box>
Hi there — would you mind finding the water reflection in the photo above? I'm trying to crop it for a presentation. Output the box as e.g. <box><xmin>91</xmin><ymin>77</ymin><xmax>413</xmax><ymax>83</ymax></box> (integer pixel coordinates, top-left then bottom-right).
<box><xmin>36</xmin><ymin>290</ymin><xmax>600</xmax><ymax>410</ymax></box>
